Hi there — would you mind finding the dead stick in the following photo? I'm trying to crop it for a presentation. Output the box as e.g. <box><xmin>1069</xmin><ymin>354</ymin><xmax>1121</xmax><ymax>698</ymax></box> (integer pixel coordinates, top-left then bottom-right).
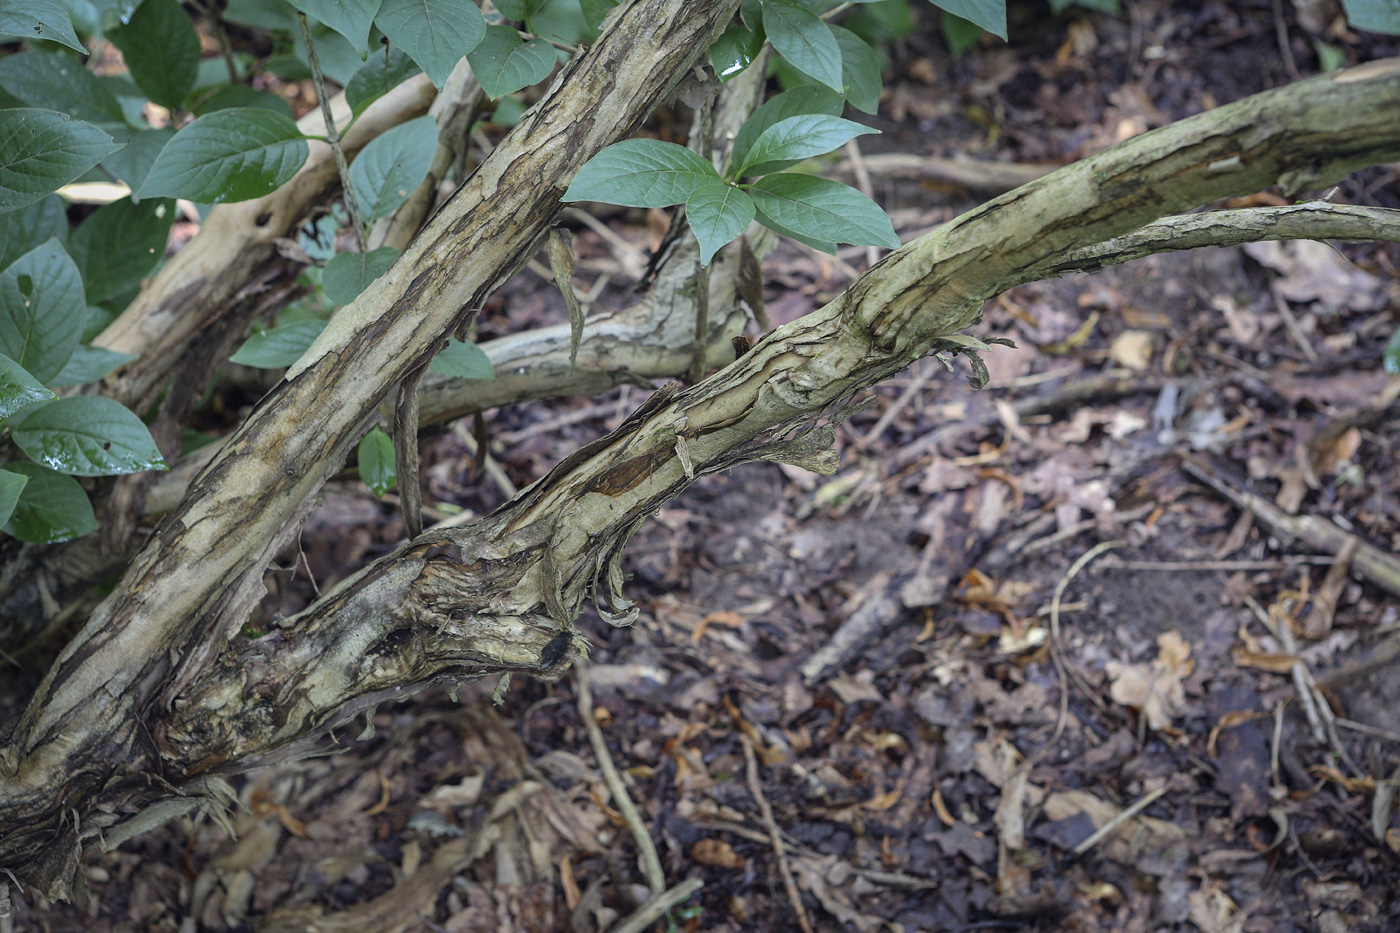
<box><xmin>742</xmin><ymin>735</ymin><xmax>814</xmax><ymax>933</ymax></box>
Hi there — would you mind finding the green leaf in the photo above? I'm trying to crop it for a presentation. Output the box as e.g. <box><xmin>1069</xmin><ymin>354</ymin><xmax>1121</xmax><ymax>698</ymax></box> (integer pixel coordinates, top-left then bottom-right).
<box><xmin>357</xmin><ymin>425</ymin><xmax>396</xmax><ymax>496</ymax></box>
<box><xmin>687</xmin><ymin>183</ymin><xmax>755</xmax><ymax>266</ymax></box>
<box><xmin>288</xmin><ymin>0</ymin><xmax>381</xmax><ymax>54</ymax></box>
<box><xmin>494</xmin><ymin>0</ymin><xmax>549</xmax><ymax>20</ymax></box>
<box><xmin>710</xmin><ymin>17</ymin><xmax>764</xmax><ymax>82</ymax></box>
<box><xmin>940</xmin><ymin>11</ymin><xmax>982</xmax><ymax>56</ymax></box>
<box><xmin>0</xmin><ymin>467</ymin><xmax>27</xmax><ymax>530</ymax></box>
<box><xmin>11</xmin><ymin>395</ymin><xmax>166</xmax><ymax>476</ymax></box>
<box><xmin>100</xmin><ymin>128</ymin><xmax>175</xmax><ymax>197</ymax></box>
<box><xmin>0</xmin><ymin>0</ymin><xmax>88</xmax><ymax>54</ymax></box>
<box><xmin>323</xmin><ymin>246</ymin><xmax>400</xmax><ymax>305</ymax></box>
<box><xmin>138</xmin><ymin>109</ymin><xmax>310</xmax><ymax>204</ymax></box>
<box><xmin>731</xmin><ymin>85</ymin><xmax>844</xmax><ymax>176</ymax></box>
<box><xmin>828</xmin><ymin>25</ymin><xmax>881</xmax><ymax>113</ymax></box>
<box><xmin>762</xmin><ymin>0</ymin><xmax>844</xmax><ymax>93</ymax></box>
<box><xmin>0</xmin><ymin>110</ymin><xmax>122</xmax><ymax>213</ymax></box>
<box><xmin>735</xmin><ymin>115</ymin><xmax>877</xmax><ymax>177</ymax></box>
<box><xmin>0</xmin><ymin>350</ymin><xmax>57</xmax><ymax>420</ymax></box>
<box><xmin>66</xmin><ymin>196</ymin><xmax>175</xmax><ymax>304</ymax></box>
<box><xmin>105</xmin><ymin>0</ymin><xmax>200</xmax><ymax>109</ymax></box>
<box><xmin>1343</xmin><ymin>0</ymin><xmax>1400</xmax><ymax>33</ymax></box>
<box><xmin>375</xmin><ymin>0</ymin><xmax>485</xmax><ymax>87</ymax></box>
<box><xmin>349</xmin><ymin>115</ymin><xmax>437</xmax><ymax>223</ymax></box>
<box><xmin>193</xmin><ymin>86</ymin><xmax>295</xmax><ymax>119</ymax></box>
<box><xmin>0</xmin><ymin>239</ymin><xmax>85</xmax><ymax>383</ymax></box>
<box><xmin>563</xmin><ymin>139</ymin><xmax>721</xmax><ymax>208</ymax></box>
<box><xmin>430</xmin><ymin>337</ymin><xmax>494</xmax><ymax>379</ymax></box>
<box><xmin>750</xmin><ymin>173</ymin><xmax>899</xmax><ymax>250</ymax></box>
<box><xmin>224</xmin><ymin>0</ymin><xmax>298</xmax><ymax>32</ymax></box>
<box><xmin>292</xmin><ymin>20</ymin><xmax>365</xmax><ymax>84</ymax></box>
<box><xmin>0</xmin><ymin>53</ymin><xmax>125</xmax><ymax>128</ymax></box>
<box><xmin>88</xmin><ymin>0</ymin><xmax>147</xmax><ymax>33</ymax></box>
<box><xmin>466</xmin><ymin>24</ymin><xmax>557</xmax><ymax>99</ymax></box>
<box><xmin>0</xmin><ymin>461</ymin><xmax>95</xmax><ymax>543</ymax></box>
<box><xmin>926</xmin><ymin>0</ymin><xmax>1005</xmax><ymax>40</ymax></box>
<box><xmin>0</xmin><ymin>195</ymin><xmax>67</xmax><ymax>271</ymax></box>
<box><xmin>580</xmin><ymin>0</ymin><xmax>617</xmax><ymax>31</ymax></box>
<box><xmin>230</xmin><ymin>318</ymin><xmax>328</xmax><ymax>368</ymax></box>
<box><xmin>48</xmin><ymin>344</ymin><xmax>136</xmax><ymax>387</ymax></box>
<box><xmin>345</xmin><ymin>46</ymin><xmax>421</xmax><ymax>117</ymax></box>
<box><xmin>1384</xmin><ymin>325</ymin><xmax>1400</xmax><ymax>375</ymax></box>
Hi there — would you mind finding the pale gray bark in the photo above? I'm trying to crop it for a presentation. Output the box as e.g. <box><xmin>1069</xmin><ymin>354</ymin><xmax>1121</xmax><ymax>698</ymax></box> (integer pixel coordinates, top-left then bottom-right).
<box><xmin>1</xmin><ymin>19</ymin><xmax>1398</xmax><ymax>904</ymax></box>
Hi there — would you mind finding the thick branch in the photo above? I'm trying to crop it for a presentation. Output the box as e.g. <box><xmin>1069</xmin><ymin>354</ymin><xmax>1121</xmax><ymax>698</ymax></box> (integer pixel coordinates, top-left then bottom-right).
<box><xmin>0</xmin><ymin>0</ymin><xmax>744</xmax><ymax>899</ymax></box>
<box><xmin>157</xmin><ymin>57</ymin><xmax>1400</xmax><ymax>777</ymax></box>
<box><xmin>94</xmin><ymin>76</ymin><xmax>437</xmax><ymax>415</ymax></box>
<box><xmin>1028</xmin><ymin>202</ymin><xmax>1400</xmax><ymax>280</ymax></box>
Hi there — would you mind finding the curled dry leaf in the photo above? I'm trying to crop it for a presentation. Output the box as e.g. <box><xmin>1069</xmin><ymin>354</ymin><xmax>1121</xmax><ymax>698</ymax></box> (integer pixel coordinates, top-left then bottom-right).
<box><xmin>1106</xmin><ymin>630</ymin><xmax>1194</xmax><ymax>732</ymax></box>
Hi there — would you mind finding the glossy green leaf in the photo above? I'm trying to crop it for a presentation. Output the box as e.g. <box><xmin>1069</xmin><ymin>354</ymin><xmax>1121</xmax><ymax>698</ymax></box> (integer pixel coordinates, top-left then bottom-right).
<box><xmin>828</xmin><ymin>25</ymin><xmax>881</xmax><ymax>113</ymax></box>
<box><xmin>0</xmin><ymin>0</ymin><xmax>88</xmax><ymax>53</ymax></box>
<box><xmin>926</xmin><ymin>0</ymin><xmax>1005</xmax><ymax>40</ymax></box>
<box><xmin>762</xmin><ymin>0</ymin><xmax>843</xmax><ymax>92</ymax></box>
<box><xmin>346</xmin><ymin>46</ymin><xmax>421</xmax><ymax>117</ymax></box>
<box><xmin>193</xmin><ymin>86</ymin><xmax>295</xmax><ymax>119</ymax></box>
<box><xmin>1384</xmin><ymin>326</ymin><xmax>1400</xmax><ymax>374</ymax></box>
<box><xmin>375</xmin><ymin>0</ymin><xmax>484</xmax><ymax>87</ymax></box>
<box><xmin>940</xmin><ymin>11</ymin><xmax>982</xmax><ymax>56</ymax></box>
<box><xmin>357</xmin><ymin>425</ymin><xmax>396</xmax><ymax>496</ymax></box>
<box><xmin>349</xmin><ymin>116</ymin><xmax>437</xmax><ymax>222</ymax></box>
<box><xmin>731</xmin><ymin>85</ymin><xmax>843</xmax><ymax>176</ymax></box>
<box><xmin>323</xmin><ymin>246</ymin><xmax>400</xmax><ymax>305</ymax></box>
<box><xmin>66</xmin><ymin>197</ymin><xmax>175</xmax><ymax>304</ymax></box>
<box><xmin>288</xmin><ymin>0</ymin><xmax>380</xmax><ymax>54</ymax></box>
<box><xmin>11</xmin><ymin>395</ymin><xmax>166</xmax><ymax>476</ymax></box>
<box><xmin>466</xmin><ymin>24</ymin><xmax>556</xmax><ymax>99</ymax></box>
<box><xmin>223</xmin><ymin>0</ymin><xmax>298</xmax><ymax>32</ymax></box>
<box><xmin>430</xmin><ymin>337</ymin><xmax>494</xmax><ymax>379</ymax></box>
<box><xmin>0</xmin><ymin>461</ymin><xmax>95</xmax><ymax>543</ymax></box>
<box><xmin>0</xmin><ymin>240</ymin><xmax>85</xmax><ymax>383</ymax></box>
<box><xmin>580</xmin><ymin>0</ymin><xmax>618</xmax><ymax>31</ymax></box>
<box><xmin>735</xmin><ymin>115</ymin><xmax>877</xmax><ymax>177</ymax></box>
<box><xmin>0</xmin><ymin>110</ymin><xmax>122</xmax><ymax>214</ymax></box>
<box><xmin>88</xmin><ymin>0</ymin><xmax>147</xmax><ymax>33</ymax></box>
<box><xmin>106</xmin><ymin>0</ymin><xmax>200</xmax><ymax>109</ymax></box>
<box><xmin>0</xmin><ymin>195</ymin><xmax>66</xmax><ymax>271</ymax></box>
<box><xmin>48</xmin><ymin>344</ymin><xmax>136</xmax><ymax>387</ymax></box>
<box><xmin>0</xmin><ymin>467</ymin><xmax>26</xmax><ymax>530</ymax></box>
<box><xmin>1343</xmin><ymin>0</ymin><xmax>1400</xmax><ymax>32</ymax></box>
<box><xmin>687</xmin><ymin>183</ymin><xmax>755</xmax><ymax>266</ymax></box>
<box><xmin>0</xmin><ymin>53</ymin><xmax>125</xmax><ymax>128</ymax></box>
<box><xmin>564</xmin><ymin>139</ymin><xmax>721</xmax><ymax>208</ymax></box>
<box><xmin>101</xmin><ymin>128</ymin><xmax>175</xmax><ymax>198</ymax></box>
<box><xmin>0</xmin><ymin>350</ymin><xmax>56</xmax><ymax>421</ymax></box>
<box><xmin>230</xmin><ymin>318</ymin><xmax>327</xmax><ymax>368</ymax></box>
<box><xmin>750</xmin><ymin>173</ymin><xmax>899</xmax><ymax>250</ymax></box>
<box><xmin>138</xmin><ymin>108</ymin><xmax>310</xmax><ymax>204</ymax></box>
<box><xmin>710</xmin><ymin>17</ymin><xmax>764</xmax><ymax>82</ymax></box>
<box><xmin>494</xmin><ymin>0</ymin><xmax>548</xmax><ymax>20</ymax></box>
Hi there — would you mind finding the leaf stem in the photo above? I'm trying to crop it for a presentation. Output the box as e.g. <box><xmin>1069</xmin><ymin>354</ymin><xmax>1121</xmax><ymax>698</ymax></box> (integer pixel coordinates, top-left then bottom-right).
<box><xmin>297</xmin><ymin>11</ymin><xmax>366</xmax><ymax>251</ymax></box>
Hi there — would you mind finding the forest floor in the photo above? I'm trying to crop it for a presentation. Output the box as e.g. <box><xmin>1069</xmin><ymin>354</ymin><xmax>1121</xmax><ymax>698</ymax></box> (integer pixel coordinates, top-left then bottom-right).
<box><xmin>16</xmin><ymin>1</ymin><xmax>1400</xmax><ymax>931</ymax></box>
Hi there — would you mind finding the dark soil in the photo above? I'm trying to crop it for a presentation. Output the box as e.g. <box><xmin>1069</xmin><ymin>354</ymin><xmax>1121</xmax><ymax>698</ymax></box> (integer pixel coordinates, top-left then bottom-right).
<box><xmin>12</xmin><ymin>1</ymin><xmax>1400</xmax><ymax>932</ymax></box>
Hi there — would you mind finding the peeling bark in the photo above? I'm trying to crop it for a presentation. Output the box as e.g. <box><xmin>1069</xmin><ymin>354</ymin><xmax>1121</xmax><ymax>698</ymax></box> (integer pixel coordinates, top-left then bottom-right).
<box><xmin>2</xmin><ymin>26</ymin><xmax>1398</xmax><ymax>903</ymax></box>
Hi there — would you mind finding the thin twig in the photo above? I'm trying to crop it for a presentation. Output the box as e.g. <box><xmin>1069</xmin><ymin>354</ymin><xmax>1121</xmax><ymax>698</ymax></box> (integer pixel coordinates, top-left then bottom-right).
<box><xmin>575</xmin><ymin>657</ymin><xmax>666</xmax><ymax>896</ymax></box>
<box><xmin>1070</xmin><ymin>786</ymin><xmax>1168</xmax><ymax>857</ymax></box>
<box><xmin>844</xmin><ymin>138</ymin><xmax>881</xmax><ymax>269</ymax></box>
<box><xmin>742</xmin><ymin>735</ymin><xmax>815</xmax><ymax>933</ymax></box>
<box><xmin>1271</xmin><ymin>286</ymin><xmax>1318</xmax><ymax>362</ymax></box>
<box><xmin>297</xmin><ymin>11</ymin><xmax>366</xmax><ymax>250</ymax></box>
<box><xmin>1271</xmin><ymin>0</ymin><xmax>1302</xmax><ymax>82</ymax></box>
<box><xmin>1049</xmin><ymin>541</ymin><xmax>1127</xmax><ymax>744</ymax></box>
<box><xmin>606</xmin><ymin>878</ymin><xmax>703</xmax><ymax>933</ymax></box>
